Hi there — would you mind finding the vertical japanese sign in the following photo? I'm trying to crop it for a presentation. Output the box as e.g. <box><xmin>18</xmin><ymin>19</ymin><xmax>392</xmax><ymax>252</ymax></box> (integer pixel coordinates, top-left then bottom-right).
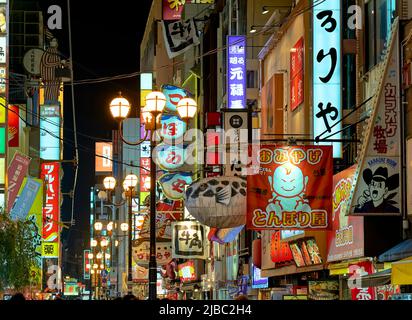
<box><xmin>95</xmin><ymin>142</ymin><xmax>113</xmax><ymax>172</ymax></box>
<box><xmin>6</xmin><ymin>151</ymin><xmax>30</xmax><ymax>211</ymax></box>
<box><xmin>247</xmin><ymin>145</ymin><xmax>333</xmax><ymax>230</ymax></box>
<box><xmin>8</xmin><ymin>105</ymin><xmax>19</xmax><ymax>147</ymax></box>
<box><xmin>349</xmin><ymin>22</ymin><xmax>401</xmax><ymax>216</ymax></box>
<box><xmin>172</xmin><ymin>221</ymin><xmax>207</xmax><ymax>259</ymax></box>
<box><xmin>227</xmin><ymin>36</ymin><xmax>246</xmax><ymax>109</ymax></box>
<box><xmin>290</xmin><ymin>37</ymin><xmax>304</xmax><ymax>111</ymax></box>
<box><xmin>40</xmin><ymin>105</ymin><xmax>61</xmax><ymax>160</ymax></box>
<box><xmin>41</xmin><ymin>162</ymin><xmax>60</xmax><ymax>243</ymax></box>
<box><xmin>313</xmin><ymin>0</ymin><xmax>342</xmax><ymax>158</ymax></box>
<box><xmin>348</xmin><ymin>261</ymin><xmax>376</xmax><ymax>300</ymax></box>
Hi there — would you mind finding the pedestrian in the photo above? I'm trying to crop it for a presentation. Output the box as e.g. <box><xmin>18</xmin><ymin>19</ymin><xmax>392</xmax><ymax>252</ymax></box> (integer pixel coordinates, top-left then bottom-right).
<box><xmin>9</xmin><ymin>293</ymin><xmax>26</xmax><ymax>301</ymax></box>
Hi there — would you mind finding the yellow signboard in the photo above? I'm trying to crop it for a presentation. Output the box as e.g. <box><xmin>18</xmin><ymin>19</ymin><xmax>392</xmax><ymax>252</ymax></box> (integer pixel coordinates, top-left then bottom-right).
<box><xmin>41</xmin><ymin>242</ymin><xmax>59</xmax><ymax>258</ymax></box>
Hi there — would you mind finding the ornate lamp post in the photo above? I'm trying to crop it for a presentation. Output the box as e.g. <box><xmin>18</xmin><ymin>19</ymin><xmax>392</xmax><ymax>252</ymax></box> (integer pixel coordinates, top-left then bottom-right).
<box><xmin>109</xmin><ymin>89</ymin><xmax>197</xmax><ymax>300</ymax></box>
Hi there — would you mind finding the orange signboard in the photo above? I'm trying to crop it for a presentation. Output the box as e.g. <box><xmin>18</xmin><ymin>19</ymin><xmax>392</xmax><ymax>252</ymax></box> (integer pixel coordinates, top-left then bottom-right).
<box><xmin>95</xmin><ymin>142</ymin><xmax>113</xmax><ymax>172</ymax></box>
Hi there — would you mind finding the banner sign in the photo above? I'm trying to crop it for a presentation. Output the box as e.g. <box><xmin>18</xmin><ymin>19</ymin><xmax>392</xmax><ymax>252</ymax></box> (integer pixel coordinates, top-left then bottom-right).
<box><xmin>25</xmin><ymin>179</ymin><xmax>43</xmax><ymax>258</ymax></box>
<box><xmin>95</xmin><ymin>142</ymin><xmax>113</xmax><ymax>173</ymax></box>
<box><xmin>7</xmin><ymin>151</ymin><xmax>30</xmax><ymax>211</ymax></box>
<box><xmin>348</xmin><ymin>261</ymin><xmax>376</xmax><ymax>300</ymax></box>
<box><xmin>290</xmin><ymin>37</ymin><xmax>304</xmax><ymax>111</ymax></box>
<box><xmin>313</xmin><ymin>0</ymin><xmax>342</xmax><ymax>158</ymax></box>
<box><xmin>8</xmin><ymin>105</ymin><xmax>19</xmax><ymax>147</ymax></box>
<box><xmin>247</xmin><ymin>145</ymin><xmax>333</xmax><ymax>230</ymax></box>
<box><xmin>41</xmin><ymin>162</ymin><xmax>60</xmax><ymax>243</ymax></box>
<box><xmin>349</xmin><ymin>23</ymin><xmax>401</xmax><ymax>216</ymax></box>
<box><xmin>160</xmin><ymin>114</ymin><xmax>187</xmax><ymax>142</ymax></box>
<box><xmin>10</xmin><ymin>177</ymin><xmax>41</xmax><ymax>221</ymax></box>
<box><xmin>227</xmin><ymin>35</ymin><xmax>246</xmax><ymax>109</ymax></box>
<box><xmin>327</xmin><ymin>166</ymin><xmax>364</xmax><ymax>262</ymax></box>
<box><xmin>162</xmin><ymin>19</ymin><xmax>200</xmax><ymax>59</ymax></box>
<box><xmin>308</xmin><ymin>281</ymin><xmax>339</xmax><ymax>300</ymax></box>
<box><xmin>42</xmin><ymin>258</ymin><xmax>60</xmax><ymax>293</ymax></box>
<box><xmin>172</xmin><ymin>221</ymin><xmax>207</xmax><ymax>259</ymax></box>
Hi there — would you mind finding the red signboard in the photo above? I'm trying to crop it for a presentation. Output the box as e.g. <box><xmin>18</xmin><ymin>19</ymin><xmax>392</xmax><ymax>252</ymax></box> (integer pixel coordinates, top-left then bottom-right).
<box><xmin>140</xmin><ymin>157</ymin><xmax>151</xmax><ymax>176</ymax></box>
<box><xmin>7</xmin><ymin>152</ymin><xmax>31</xmax><ymax>211</ymax></box>
<box><xmin>41</xmin><ymin>162</ymin><xmax>60</xmax><ymax>242</ymax></box>
<box><xmin>327</xmin><ymin>166</ymin><xmax>364</xmax><ymax>262</ymax></box>
<box><xmin>140</xmin><ymin>175</ymin><xmax>151</xmax><ymax>192</ymax></box>
<box><xmin>178</xmin><ymin>260</ymin><xmax>196</xmax><ymax>282</ymax></box>
<box><xmin>349</xmin><ymin>261</ymin><xmax>376</xmax><ymax>300</ymax></box>
<box><xmin>8</xmin><ymin>105</ymin><xmax>19</xmax><ymax>147</ymax></box>
<box><xmin>270</xmin><ymin>231</ymin><xmax>294</xmax><ymax>266</ymax></box>
<box><xmin>290</xmin><ymin>37</ymin><xmax>304</xmax><ymax>111</ymax></box>
<box><xmin>247</xmin><ymin>145</ymin><xmax>333</xmax><ymax>230</ymax></box>
<box><xmin>162</xmin><ymin>0</ymin><xmax>184</xmax><ymax>20</ymax></box>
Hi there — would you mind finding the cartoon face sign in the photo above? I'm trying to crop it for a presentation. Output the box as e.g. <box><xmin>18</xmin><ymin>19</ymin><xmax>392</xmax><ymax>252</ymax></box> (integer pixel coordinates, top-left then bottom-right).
<box><xmin>270</xmin><ymin>163</ymin><xmax>308</xmax><ymax>198</ymax></box>
<box><xmin>368</xmin><ymin>179</ymin><xmax>388</xmax><ymax>202</ymax></box>
<box><xmin>132</xmin><ymin>240</ymin><xmax>172</xmax><ymax>266</ymax></box>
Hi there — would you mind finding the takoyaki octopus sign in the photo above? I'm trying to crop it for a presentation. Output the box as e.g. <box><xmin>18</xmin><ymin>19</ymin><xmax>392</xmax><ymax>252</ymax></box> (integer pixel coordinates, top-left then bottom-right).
<box><xmin>247</xmin><ymin>145</ymin><xmax>333</xmax><ymax>230</ymax></box>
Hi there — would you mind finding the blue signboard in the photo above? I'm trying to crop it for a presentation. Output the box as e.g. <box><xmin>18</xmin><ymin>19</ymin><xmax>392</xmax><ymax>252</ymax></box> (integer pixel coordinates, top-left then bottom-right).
<box><xmin>40</xmin><ymin>105</ymin><xmax>61</xmax><ymax>160</ymax></box>
<box><xmin>227</xmin><ymin>36</ymin><xmax>247</xmax><ymax>109</ymax></box>
<box><xmin>313</xmin><ymin>0</ymin><xmax>342</xmax><ymax>158</ymax></box>
<box><xmin>10</xmin><ymin>177</ymin><xmax>41</xmax><ymax>221</ymax></box>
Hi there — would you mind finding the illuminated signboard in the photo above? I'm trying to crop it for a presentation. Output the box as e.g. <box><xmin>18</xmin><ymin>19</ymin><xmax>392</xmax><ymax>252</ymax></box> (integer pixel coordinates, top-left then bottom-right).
<box><xmin>40</xmin><ymin>105</ymin><xmax>61</xmax><ymax>160</ymax></box>
<box><xmin>313</xmin><ymin>0</ymin><xmax>342</xmax><ymax>158</ymax></box>
<box><xmin>247</xmin><ymin>145</ymin><xmax>333</xmax><ymax>230</ymax></box>
<box><xmin>178</xmin><ymin>261</ymin><xmax>196</xmax><ymax>283</ymax></box>
<box><xmin>227</xmin><ymin>36</ymin><xmax>246</xmax><ymax>109</ymax></box>
<box><xmin>41</xmin><ymin>162</ymin><xmax>60</xmax><ymax>244</ymax></box>
<box><xmin>252</xmin><ymin>264</ymin><xmax>268</xmax><ymax>289</ymax></box>
<box><xmin>160</xmin><ymin>114</ymin><xmax>187</xmax><ymax>141</ymax></box>
<box><xmin>0</xmin><ymin>36</ymin><xmax>6</xmax><ymax>64</ymax></box>
<box><xmin>161</xmin><ymin>84</ymin><xmax>192</xmax><ymax>113</ymax></box>
<box><xmin>95</xmin><ymin>142</ymin><xmax>113</xmax><ymax>172</ymax></box>
<box><xmin>84</xmin><ymin>250</ymin><xmax>91</xmax><ymax>280</ymax></box>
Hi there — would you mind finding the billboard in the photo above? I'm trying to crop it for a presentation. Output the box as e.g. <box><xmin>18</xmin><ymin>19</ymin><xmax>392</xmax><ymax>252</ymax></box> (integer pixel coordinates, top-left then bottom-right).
<box><xmin>349</xmin><ymin>24</ymin><xmax>401</xmax><ymax>216</ymax></box>
<box><xmin>40</xmin><ymin>105</ymin><xmax>61</xmax><ymax>160</ymax></box>
<box><xmin>41</xmin><ymin>162</ymin><xmax>60</xmax><ymax>243</ymax></box>
<box><xmin>247</xmin><ymin>145</ymin><xmax>333</xmax><ymax>230</ymax></box>
<box><xmin>95</xmin><ymin>142</ymin><xmax>113</xmax><ymax>172</ymax></box>
<box><xmin>227</xmin><ymin>36</ymin><xmax>246</xmax><ymax>109</ymax></box>
<box><xmin>327</xmin><ymin>166</ymin><xmax>364</xmax><ymax>262</ymax></box>
<box><xmin>6</xmin><ymin>151</ymin><xmax>30</xmax><ymax>211</ymax></box>
<box><xmin>9</xmin><ymin>177</ymin><xmax>41</xmax><ymax>221</ymax></box>
<box><xmin>313</xmin><ymin>0</ymin><xmax>342</xmax><ymax>158</ymax></box>
<box><xmin>162</xmin><ymin>0</ymin><xmax>184</xmax><ymax>20</ymax></box>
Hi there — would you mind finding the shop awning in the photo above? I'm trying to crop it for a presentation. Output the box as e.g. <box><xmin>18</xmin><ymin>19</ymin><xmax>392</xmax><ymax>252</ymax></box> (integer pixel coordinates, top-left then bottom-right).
<box><xmin>355</xmin><ymin>269</ymin><xmax>392</xmax><ymax>288</ymax></box>
<box><xmin>391</xmin><ymin>256</ymin><xmax>412</xmax><ymax>285</ymax></box>
<box><xmin>378</xmin><ymin>239</ymin><xmax>412</xmax><ymax>262</ymax></box>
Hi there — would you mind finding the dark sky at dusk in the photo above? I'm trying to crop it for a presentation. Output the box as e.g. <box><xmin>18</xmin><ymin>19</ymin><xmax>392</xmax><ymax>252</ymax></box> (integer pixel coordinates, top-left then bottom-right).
<box><xmin>38</xmin><ymin>0</ymin><xmax>152</xmax><ymax>275</ymax></box>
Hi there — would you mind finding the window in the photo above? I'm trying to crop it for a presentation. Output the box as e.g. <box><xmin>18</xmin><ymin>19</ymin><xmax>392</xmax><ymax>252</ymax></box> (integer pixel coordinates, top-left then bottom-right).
<box><xmin>365</xmin><ymin>0</ymin><xmax>396</xmax><ymax>71</ymax></box>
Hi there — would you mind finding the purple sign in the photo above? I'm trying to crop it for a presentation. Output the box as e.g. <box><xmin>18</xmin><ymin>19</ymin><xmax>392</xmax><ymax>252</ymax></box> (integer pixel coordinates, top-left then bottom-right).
<box><xmin>227</xmin><ymin>36</ymin><xmax>246</xmax><ymax>109</ymax></box>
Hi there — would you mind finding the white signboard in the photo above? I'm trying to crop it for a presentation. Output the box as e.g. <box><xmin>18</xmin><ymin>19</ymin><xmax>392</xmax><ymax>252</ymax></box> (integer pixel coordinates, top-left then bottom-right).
<box><xmin>172</xmin><ymin>221</ymin><xmax>207</xmax><ymax>259</ymax></box>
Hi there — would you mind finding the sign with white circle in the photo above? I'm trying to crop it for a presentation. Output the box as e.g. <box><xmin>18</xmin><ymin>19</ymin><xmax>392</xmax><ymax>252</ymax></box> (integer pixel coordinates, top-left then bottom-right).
<box><xmin>23</xmin><ymin>48</ymin><xmax>44</xmax><ymax>76</ymax></box>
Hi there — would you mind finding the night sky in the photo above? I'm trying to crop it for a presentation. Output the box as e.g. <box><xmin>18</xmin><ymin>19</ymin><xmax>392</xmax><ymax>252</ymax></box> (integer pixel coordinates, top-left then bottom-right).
<box><xmin>38</xmin><ymin>0</ymin><xmax>152</xmax><ymax>276</ymax></box>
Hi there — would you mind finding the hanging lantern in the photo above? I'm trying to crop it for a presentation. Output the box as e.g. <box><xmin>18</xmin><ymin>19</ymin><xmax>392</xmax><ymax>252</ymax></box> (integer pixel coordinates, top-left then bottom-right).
<box><xmin>184</xmin><ymin>176</ymin><xmax>247</xmax><ymax>228</ymax></box>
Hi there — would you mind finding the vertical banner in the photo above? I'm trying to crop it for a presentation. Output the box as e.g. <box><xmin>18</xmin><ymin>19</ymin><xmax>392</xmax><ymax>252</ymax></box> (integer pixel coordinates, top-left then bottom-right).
<box><xmin>313</xmin><ymin>0</ymin><xmax>342</xmax><ymax>158</ymax></box>
<box><xmin>327</xmin><ymin>166</ymin><xmax>364</xmax><ymax>262</ymax></box>
<box><xmin>247</xmin><ymin>145</ymin><xmax>333</xmax><ymax>230</ymax></box>
<box><xmin>95</xmin><ymin>142</ymin><xmax>113</xmax><ymax>173</ymax></box>
<box><xmin>349</xmin><ymin>22</ymin><xmax>401</xmax><ymax>216</ymax></box>
<box><xmin>39</xmin><ymin>105</ymin><xmax>61</xmax><ymax>160</ymax></box>
<box><xmin>8</xmin><ymin>105</ymin><xmax>19</xmax><ymax>147</ymax></box>
<box><xmin>84</xmin><ymin>250</ymin><xmax>91</xmax><ymax>280</ymax></box>
<box><xmin>6</xmin><ymin>151</ymin><xmax>30</xmax><ymax>211</ymax></box>
<box><xmin>290</xmin><ymin>37</ymin><xmax>304</xmax><ymax>111</ymax></box>
<box><xmin>227</xmin><ymin>36</ymin><xmax>246</xmax><ymax>109</ymax></box>
<box><xmin>348</xmin><ymin>261</ymin><xmax>376</xmax><ymax>300</ymax></box>
<box><xmin>41</xmin><ymin>162</ymin><xmax>60</xmax><ymax>243</ymax></box>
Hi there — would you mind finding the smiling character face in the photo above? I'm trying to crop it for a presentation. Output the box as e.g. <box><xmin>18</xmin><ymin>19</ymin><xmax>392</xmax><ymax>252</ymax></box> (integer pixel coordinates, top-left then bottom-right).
<box><xmin>271</xmin><ymin>163</ymin><xmax>308</xmax><ymax>198</ymax></box>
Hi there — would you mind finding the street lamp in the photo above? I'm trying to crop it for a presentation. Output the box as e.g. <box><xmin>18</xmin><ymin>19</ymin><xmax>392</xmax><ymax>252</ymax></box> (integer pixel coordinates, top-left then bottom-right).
<box><xmin>120</xmin><ymin>223</ymin><xmax>129</xmax><ymax>232</ymax></box>
<box><xmin>109</xmin><ymin>89</ymin><xmax>197</xmax><ymax>300</ymax></box>
<box><xmin>110</xmin><ymin>93</ymin><xmax>131</xmax><ymax>121</ymax></box>
<box><xmin>94</xmin><ymin>222</ymin><xmax>103</xmax><ymax>232</ymax></box>
<box><xmin>91</xmin><ymin>239</ymin><xmax>98</xmax><ymax>248</ymax></box>
<box><xmin>103</xmin><ymin>176</ymin><xmax>116</xmax><ymax>191</ymax></box>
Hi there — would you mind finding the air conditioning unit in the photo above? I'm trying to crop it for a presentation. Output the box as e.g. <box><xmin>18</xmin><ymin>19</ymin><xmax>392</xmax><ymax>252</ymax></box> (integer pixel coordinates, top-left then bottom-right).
<box><xmin>401</xmin><ymin>0</ymin><xmax>411</xmax><ymax>20</ymax></box>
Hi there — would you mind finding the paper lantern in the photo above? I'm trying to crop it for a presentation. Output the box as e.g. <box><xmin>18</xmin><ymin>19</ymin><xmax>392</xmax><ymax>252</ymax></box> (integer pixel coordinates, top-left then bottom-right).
<box><xmin>184</xmin><ymin>176</ymin><xmax>247</xmax><ymax>228</ymax></box>
<box><xmin>252</xmin><ymin>238</ymin><xmax>262</xmax><ymax>269</ymax></box>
